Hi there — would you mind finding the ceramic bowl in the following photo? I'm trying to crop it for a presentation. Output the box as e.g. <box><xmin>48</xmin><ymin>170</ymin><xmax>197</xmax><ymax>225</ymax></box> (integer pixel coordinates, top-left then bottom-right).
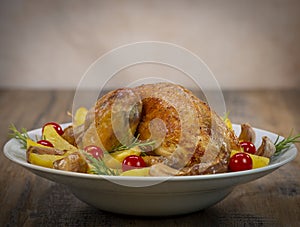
<box><xmin>3</xmin><ymin>124</ymin><xmax>297</xmax><ymax>216</ymax></box>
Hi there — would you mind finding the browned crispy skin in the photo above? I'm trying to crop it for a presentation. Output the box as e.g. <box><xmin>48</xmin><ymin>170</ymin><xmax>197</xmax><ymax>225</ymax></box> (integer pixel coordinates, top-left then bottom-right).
<box><xmin>136</xmin><ymin>97</ymin><xmax>180</xmax><ymax>156</ymax></box>
<box><xmin>89</xmin><ymin>82</ymin><xmax>240</xmax><ymax>175</ymax></box>
<box><xmin>134</xmin><ymin>83</ymin><xmax>240</xmax><ymax>173</ymax></box>
<box><xmin>184</xmin><ymin>87</ymin><xmax>240</xmax><ymax>169</ymax></box>
<box><xmin>94</xmin><ymin>88</ymin><xmax>142</xmax><ymax>151</ymax></box>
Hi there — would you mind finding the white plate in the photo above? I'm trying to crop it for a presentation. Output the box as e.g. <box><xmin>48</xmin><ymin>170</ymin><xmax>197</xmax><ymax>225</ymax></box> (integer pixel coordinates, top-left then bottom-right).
<box><xmin>3</xmin><ymin>124</ymin><xmax>298</xmax><ymax>216</ymax></box>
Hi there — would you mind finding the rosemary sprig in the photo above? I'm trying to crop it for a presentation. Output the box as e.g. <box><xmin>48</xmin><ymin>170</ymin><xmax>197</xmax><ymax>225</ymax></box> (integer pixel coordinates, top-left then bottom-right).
<box><xmin>110</xmin><ymin>134</ymin><xmax>156</xmax><ymax>152</ymax></box>
<box><xmin>273</xmin><ymin>131</ymin><xmax>300</xmax><ymax>156</ymax></box>
<box><xmin>82</xmin><ymin>135</ymin><xmax>156</xmax><ymax>176</ymax></box>
<box><xmin>81</xmin><ymin>151</ymin><xmax>119</xmax><ymax>176</ymax></box>
<box><xmin>8</xmin><ymin>124</ymin><xmax>31</xmax><ymax>149</ymax></box>
<box><xmin>9</xmin><ymin>124</ymin><xmax>155</xmax><ymax>176</ymax></box>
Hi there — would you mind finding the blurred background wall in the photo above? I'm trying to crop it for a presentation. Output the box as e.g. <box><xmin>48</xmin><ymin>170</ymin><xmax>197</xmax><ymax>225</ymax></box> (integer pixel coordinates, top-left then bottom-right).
<box><xmin>0</xmin><ymin>0</ymin><xmax>299</xmax><ymax>90</ymax></box>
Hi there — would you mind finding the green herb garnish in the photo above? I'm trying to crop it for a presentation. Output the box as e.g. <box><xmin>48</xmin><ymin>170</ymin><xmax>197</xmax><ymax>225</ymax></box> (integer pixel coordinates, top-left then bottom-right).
<box><xmin>110</xmin><ymin>134</ymin><xmax>156</xmax><ymax>152</ymax></box>
<box><xmin>81</xmin><ymin>151</ymin><xmax>119</xmax><ymax>176</ymax></box>
<box><xmin>85</xmin><ymin>135</ymin><xmax>155</xmax><ymax>175</ymax></box>
<box><xmin>8</xmin><ymin>124</ymin><xmax>32</xmax><ymax>149</ymax></box>
<box><xmin>273</xmin><ymin>130</ymin><xmax>300</xmax><ymax>156</ymax></box>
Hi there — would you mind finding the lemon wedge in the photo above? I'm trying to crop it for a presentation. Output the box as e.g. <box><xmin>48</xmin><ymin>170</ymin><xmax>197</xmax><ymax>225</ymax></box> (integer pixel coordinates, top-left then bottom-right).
<box><xmin>110</xmin><ymin>147</ymin><xmax>142</xmax><ymax>162</ymax></box>
<box><xmin>43</xmin><ymin>125</ymin><xmax>77</xmax><ymax>153</ymax></box>
<box><xmin>26</xmin><ymin>138</ymin><xmax>48</xmax><ymax>150</ymax></box>
<box><xmin>74</xmin><ymin>107</ymin><xmax>88</xmax><ymax>126</ymax></box>
<box><xmin>120</xmin><ymin>167</ymin><xmax>150</xmax><ymax>176</ymax></box>
<box><xmin>27</xmin><ymin>153</ymin><xmax>63</xmax><ymax>168</ymax></box>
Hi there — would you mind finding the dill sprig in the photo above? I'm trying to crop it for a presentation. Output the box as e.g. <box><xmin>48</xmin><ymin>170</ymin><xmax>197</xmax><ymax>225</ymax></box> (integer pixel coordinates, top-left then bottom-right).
<box><xmin>81</xmin><ymin>151</ymin><xmax>119</xmax><ymax>176</ymax></box>
<box><xmin>8</xmin><ymin>124</ymin><xmax>31</xmax><ymax>149</ymax></box>
<box><xmin>273</xmin><ymin>131</ymin><xmax>300</xmax><ymax>156</ymax></box>
<box><xmin>110</xmin><ymin>134</ymin><xmax>156</xmax><ymax>152</ymax></box>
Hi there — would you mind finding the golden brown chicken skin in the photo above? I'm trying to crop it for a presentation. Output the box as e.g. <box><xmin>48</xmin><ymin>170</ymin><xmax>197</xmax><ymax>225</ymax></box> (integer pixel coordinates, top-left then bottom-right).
<box><xmin>83</xmin><ymin>82</ymin><xmax>240</xmax><ymax>175</ymax></box>
<box><xmin>94</xmin><ymin>88</ymin><xmax>142</xmax><ymax>151</ymax></box>
<box><xmin>134</xmin><ymin>83</ymin><xmax>240</xmax><ymax>173</ymax></box>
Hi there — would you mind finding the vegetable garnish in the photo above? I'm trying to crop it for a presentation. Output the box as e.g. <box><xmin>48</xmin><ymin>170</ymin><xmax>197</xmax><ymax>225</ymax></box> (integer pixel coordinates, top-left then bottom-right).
<box><xmin>229</xmin><ymin>152</ymin><xmax>253</xmax><ymax>172</ymax></box>
<box><xmin>8</xmin><ymin>124</ymin><xmax>31</xmax><ymax>149</ymax></box>
<box><xmin>42</xmin><ymin>122</ymin><xmax>64</xmax><ymax>136</ymax></box>
<box><xmin>240</xmin><ymin>141</ymin><xmax>256</xmax><ymax>154</ymax></box>
<box><xmin>110</xmin><ymin>134</ymin><xmax>156</xmax><ymax>153</ymax></box>
<box><xmin>8</xmin><ymin>122</ymin><xmax>299</xmax><ymax>175</ymax></box>
<box><xmin>84</xmin><ymin>145</ymin><xmax>104</xmax><ymax>159</ymax></box>
<box><xmin>122</xmin><ymin>155</ymin><xmax>147</xmax><ymax>172</ymax></box>
<box><xmin>81</xmin><ymin>151</ymin><xmax>119</xmax><ymax>176</ymax></box>
<box><xmin>222</xmin><ymin>111</ymin><xmax>233</xmax><ymax>130</ymax></box>
<box><xmin>37</xmin><ymin>140</ymin><xmax>54</xmax><ymax>148</ymax></box>
<box><xmin>273</xmin><ymin>131</ymin><xmax>300</xmax><ymax>156</ymax></box>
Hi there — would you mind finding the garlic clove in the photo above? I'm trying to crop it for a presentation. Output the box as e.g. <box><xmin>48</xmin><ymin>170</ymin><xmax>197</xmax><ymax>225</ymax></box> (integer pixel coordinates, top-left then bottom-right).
<box><xmin>239</xmin><ymin>123</ymin><xmax>256</xmax><ymax>143</ymax></box>
<box><xmin>256</xmin><ymin>136</ymin><xmax>276</xmax><ymax>158</ymax></box>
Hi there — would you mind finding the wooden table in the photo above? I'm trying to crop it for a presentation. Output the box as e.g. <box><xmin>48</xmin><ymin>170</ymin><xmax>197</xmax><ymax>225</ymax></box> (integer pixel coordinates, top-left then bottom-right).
<box><xmin>1</xmin><ymin>89</ymin><xmax>299</xmax><ymax>226</ymax></box>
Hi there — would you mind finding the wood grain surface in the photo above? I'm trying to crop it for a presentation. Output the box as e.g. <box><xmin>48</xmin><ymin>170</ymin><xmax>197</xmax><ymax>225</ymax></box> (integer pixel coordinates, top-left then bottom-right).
<box><xmin>0</xmin><ymin>89</ymin><xmax>299</xmax><ymax>227</ymax></box>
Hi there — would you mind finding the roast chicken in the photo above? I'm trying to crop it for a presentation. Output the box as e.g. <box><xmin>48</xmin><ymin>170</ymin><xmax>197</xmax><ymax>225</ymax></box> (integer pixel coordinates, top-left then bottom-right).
<box><xmin>78</xmin><ymin>82</ymin><xmax>241</xmax><ymax>175</ymax></box>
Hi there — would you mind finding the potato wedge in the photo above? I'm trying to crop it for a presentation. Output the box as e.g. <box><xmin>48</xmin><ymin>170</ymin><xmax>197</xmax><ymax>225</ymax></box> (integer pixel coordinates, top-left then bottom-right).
<box><xmin>27</xmin><ymin>138</ymin><xmax>48</xmax><ymax>150</ymax></box>
<box><xmin>28</xmin><ymin>153</ymin><xmax>64</xmax><ymax>168</ymax></box>
<box><xmin>102</xmin><ymin>147</ymin><xmax>142</xmax><ymax>169</ymax></box>
<box><xmin>74</xmin><ymin>107</ymin><xmax>88</xmax><ymax>126</ymax></box>
<box><xmin>120</xmin><ymin>167</ymin><xmax>150</xmax><ymax>176</ymax></box>
<box><xmin>110</xmin><ymin>146</ymin><xmax>142</xmax><ymax>162</ymax></box>
<box><xmin>43</xmin><ymin>125</ymin><xmax>77</xmax><ymax>152</ymax></box>
<box><xmin>223</xmin><ymin>114</ymin><xmax>233</xmax><ymax>130</ymax></box>
<box><xmin>27</xmin><ymin>145</ymin><xmax>67</xmax><ymax>168</ymax></box>
<box><xmin>102</xmin><ymin>154</ymin><xmax>122</xmax><ymax>169</ymax></box>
